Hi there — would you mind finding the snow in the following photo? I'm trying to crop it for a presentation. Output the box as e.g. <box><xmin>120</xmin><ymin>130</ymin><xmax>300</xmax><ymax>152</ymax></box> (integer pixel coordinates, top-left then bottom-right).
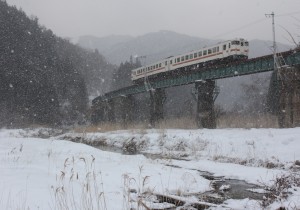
<box><xmin>1</xmin><ymin>128</ymin><xmax>300</xmax><ymax>209</ymax></box>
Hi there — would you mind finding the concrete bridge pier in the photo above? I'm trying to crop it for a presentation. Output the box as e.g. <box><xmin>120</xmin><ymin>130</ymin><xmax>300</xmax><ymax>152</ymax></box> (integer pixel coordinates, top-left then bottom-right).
<box><xmin>104</xmin><ymin>99</ymin><xmax>115</xmax><ymax>123</ymax></box>
<box><xmin>119</xmin><ymin>95</ymin><xmax>134</xmax><ymax>126</ymax></box>
<box><xmin>90</xmin><ymin>99</ymin><xmax>115</xmax><ymax>124</ymax></box>
<box><xmin>277</xmin><ymin>67</ymin><xmax>300</xmax><ymax>128</ymax></box>
<box><xmin>90</xmin><ymin>101</ymin><xmax>105</xmax><ymax>124</ymax></box>
<box><xmin>195</xmin><ymin>80</ymin><xmax>216</xmax><ymax>128</ymax></box>
<box><xmin>149</xmin><ymin>88</ymin><xmax>166</xmax><ymax>127</ymax></box>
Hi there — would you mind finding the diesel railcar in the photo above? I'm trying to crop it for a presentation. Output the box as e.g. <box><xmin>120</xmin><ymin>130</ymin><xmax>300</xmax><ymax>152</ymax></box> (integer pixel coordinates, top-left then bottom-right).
<box><xmin>131</xmin><ymin>38</ymin><xmax>249</xmax><ymax>82</ymax></box>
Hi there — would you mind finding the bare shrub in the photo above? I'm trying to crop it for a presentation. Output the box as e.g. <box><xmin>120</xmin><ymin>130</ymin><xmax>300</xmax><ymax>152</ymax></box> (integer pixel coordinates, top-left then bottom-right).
<box><xmin>259</xmin><ymin>172</ymin><xmax>300</xmax><ymax>208</ymax></box>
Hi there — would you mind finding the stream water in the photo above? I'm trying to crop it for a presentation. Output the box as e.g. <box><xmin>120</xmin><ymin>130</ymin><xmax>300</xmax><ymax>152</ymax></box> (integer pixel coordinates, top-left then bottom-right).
<box><xmin>93</xmin><ymin>144</ymin><xmax>265</xmax><ymax>206</ymax></box>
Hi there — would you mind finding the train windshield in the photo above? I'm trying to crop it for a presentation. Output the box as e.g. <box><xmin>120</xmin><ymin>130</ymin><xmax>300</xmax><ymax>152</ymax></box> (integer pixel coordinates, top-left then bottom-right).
<box><xmin>231</xmin><ymin>41</ymin><xmax>240</xmax><ymax>45</ymax></box>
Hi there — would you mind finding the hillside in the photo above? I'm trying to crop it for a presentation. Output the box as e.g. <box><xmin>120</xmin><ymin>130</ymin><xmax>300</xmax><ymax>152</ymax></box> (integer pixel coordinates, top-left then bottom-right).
<box><xmin>0</xmin><ymin>2</ymin><xmax>114</xmax><ymax>126</ymax></box>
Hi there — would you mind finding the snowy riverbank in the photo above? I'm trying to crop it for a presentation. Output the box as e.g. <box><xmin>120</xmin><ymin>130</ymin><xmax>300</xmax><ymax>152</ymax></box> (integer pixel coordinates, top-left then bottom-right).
<box><xmin>1</xmin><ymin>128</ymin><xmax>300</xmax><ymax>209</ymax></box>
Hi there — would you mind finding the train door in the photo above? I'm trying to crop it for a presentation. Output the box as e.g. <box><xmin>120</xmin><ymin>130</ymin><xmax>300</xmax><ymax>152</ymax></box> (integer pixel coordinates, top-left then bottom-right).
<box><xmin>222</xmin><ymin>41</ymin><xmax>230</xmax><ymax>58</ymax></box>
<box><xmin>165</xmin><ymin>60</ymin><xmax>170</xmax><ymax>71</ymax></box>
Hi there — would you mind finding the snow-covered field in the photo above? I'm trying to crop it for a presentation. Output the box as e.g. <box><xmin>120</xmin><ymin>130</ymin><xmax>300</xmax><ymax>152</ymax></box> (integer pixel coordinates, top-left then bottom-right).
<box><xmin>1</xmin><ymin>128</ymin><xmax>300</xmax><ymax>209</ymax></box>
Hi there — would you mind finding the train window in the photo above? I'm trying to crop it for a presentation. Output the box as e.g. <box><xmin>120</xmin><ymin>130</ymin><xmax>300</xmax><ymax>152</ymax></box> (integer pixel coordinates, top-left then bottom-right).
<box><xmin>148</xmin><ymin>67</ymin><xmax>150</xmax><ymax>71</ymax></box>
<box><xmin>223</xmin><ymin>45</ymin><xmax>226</xmax><ymax>50</ymax></box>
<box><xmin>181</xmin><ymin>56</ymin><xmax>184</xmax><ymax>61</ymax></box>
<box><xmin>170</xmin><ymin>60</ymin><xmax>172</xmax><ymax>64</ymax></box>
<box><xmin>217</xmin><ymin>46</ymin><xmax>219</xmax><ymax>52</ymax></box>
<box><xmin>208</xmin><ymin>49</ymin><xmax>212</xmax><ymax>54</ymax></box>
<box><xmin>203</xmin><ymin>50</ymin><xmax>207</xmax><ymax>55</ymax></box>
<box><xmin>213</xmin><ymin>47</ymin><xmax>216</xmax><ymax>53</ymax></box>
<box><xmin>165</xmin><ymin>61</ymin><xmax>168</xmax><ymax>65</ymax></box>
<box><xmin>245</xmin><ymin>41</ymin><xmax>249</xmax><ymax>46</ymax></box>
<box><xmin>231</xmin><ymin>41</ymin><xmax>240</xmax><ymax>45</ymax></box>
<box><xmin>185</xmin><ymin>55</ymin><xmax>189</xmax><ymax>60</ymax></box>
<box><xmin>156</xmin><ymin>64</ymin><xmax>158</xmax><ymax>68</ymax></box>
<box><xmin>177</xmin><ymin>58</ymin><xmax>180</xmax><ymax>62</ymax></box>
<box><xmin>228</xmin><ymin>43</ymin><xmax>231</xmax><ymax>48</ymax></box>
<box><xmin>194</xmin><ymin>53</ymin><xmax>197</xmax><ymax>58</ymax></box>
<box><xmin>189</xmin><ymin>54</ymin><xmax>193</xmax><ymax>59</ymax></box>
<box><xmin>159</xmin><ymin>63</ymin><xmax>161</xmax><ymax>67</ymax></box>
<box><xmin>241</xmin><ymin>42</ymin><xmax>244</xmax><ymax>46</ymax></box>
<box><xmin>198</xmin><ymin>51</ymin><xmax>202</xmax><ymax>57</ymax></box>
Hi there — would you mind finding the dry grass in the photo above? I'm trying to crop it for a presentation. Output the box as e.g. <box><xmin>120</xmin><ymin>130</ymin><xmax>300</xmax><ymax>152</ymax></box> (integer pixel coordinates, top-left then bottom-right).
<box><xmin>75</xmin><ymin>117</ymin><xmax>198</xmax><ymax>133</ymax></box>
<box><xmin>78</xmin><ymin>113</ymin><xmax>279</xmax><ymax>132</ymax></box>
<box><xmin>217</xmin><ymin>113</ymin><xmax>279</xmax><ymax>128</ymax></box>
<box><xmin>74</xmin><ymin>122</ymin><xmax>149</xmax><ymax>133</ymax></box>
<box><xmin>51</xmin><ymin>155</ymin><xmax>107</xmax><ymax>210</ymax></box>
<box><xmin>155</xmin><ymin>117</ymin><xmax>198</xmax><ymax>129</ymax></box>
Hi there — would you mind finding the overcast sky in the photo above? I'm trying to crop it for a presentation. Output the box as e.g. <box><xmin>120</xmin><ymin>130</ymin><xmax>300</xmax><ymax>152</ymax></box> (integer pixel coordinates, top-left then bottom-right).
<box><xmin>5</xmin><ymin>0</ymin><xmax>300</xmax><ymax>44</ymax></box>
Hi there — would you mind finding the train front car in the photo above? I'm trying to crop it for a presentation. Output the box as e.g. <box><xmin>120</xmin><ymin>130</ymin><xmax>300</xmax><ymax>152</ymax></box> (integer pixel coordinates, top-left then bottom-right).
<box><xmin>224</xmin><ymin>38</ymin><xmax>249</xmax><ymax>60</ymax></box>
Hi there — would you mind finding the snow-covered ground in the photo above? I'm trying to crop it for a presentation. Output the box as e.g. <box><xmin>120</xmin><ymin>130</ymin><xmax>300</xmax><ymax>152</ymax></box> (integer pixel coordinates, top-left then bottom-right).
<box><xmin>1</xmin><ymin>128</ymin><xmax>300</xmax><ymax>209</ymax></box>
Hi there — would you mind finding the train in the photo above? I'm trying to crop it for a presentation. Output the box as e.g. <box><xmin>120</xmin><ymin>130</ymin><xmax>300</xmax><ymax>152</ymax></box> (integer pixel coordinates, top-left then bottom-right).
<box><xmin>131</xmin><ymin>38</ymin><xmax>249</xmax><ymax>83</ymax></box>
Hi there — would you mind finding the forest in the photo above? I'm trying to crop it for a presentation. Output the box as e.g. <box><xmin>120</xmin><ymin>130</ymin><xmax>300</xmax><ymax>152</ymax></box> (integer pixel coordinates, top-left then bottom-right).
<box><xmin>0</xmin><ymin>1</ymin><xmax>115</xmax><ymax>127</ymax></box>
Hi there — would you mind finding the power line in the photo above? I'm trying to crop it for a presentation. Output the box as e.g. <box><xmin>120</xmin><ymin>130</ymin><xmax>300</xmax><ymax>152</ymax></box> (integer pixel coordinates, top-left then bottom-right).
<box><xmin>213</xmin><ymin>11</ymin><xmax>300</xmax><ymax>39</ymax></box>
<box><xmin>277</xmin><ymin>10</ymin><xmax>300</xmax><ymax>17</ymax></box>
<box><xmin>213</xmin><ymin>17</ymin><xmax>267</xmax><ymax>39</ymax></box>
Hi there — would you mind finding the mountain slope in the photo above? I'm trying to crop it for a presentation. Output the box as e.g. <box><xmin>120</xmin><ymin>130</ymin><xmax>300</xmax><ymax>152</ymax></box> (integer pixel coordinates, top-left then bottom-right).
<box><xmin>78</xmin><ymin>31</ymin><xmax>220</xmax><ymax>65</ymax></box>
<box><xmin>78</xmin><ymin>31</ymin><xmax>293</xmax><ymax>65</ymax></box>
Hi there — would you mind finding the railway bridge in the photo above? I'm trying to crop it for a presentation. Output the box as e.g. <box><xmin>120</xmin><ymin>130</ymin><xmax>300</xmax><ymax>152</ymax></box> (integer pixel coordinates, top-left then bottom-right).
<box><xmin>91</xmin><ymin>49</ymin><xmax>300</xmax><ymax>128</ymax></box>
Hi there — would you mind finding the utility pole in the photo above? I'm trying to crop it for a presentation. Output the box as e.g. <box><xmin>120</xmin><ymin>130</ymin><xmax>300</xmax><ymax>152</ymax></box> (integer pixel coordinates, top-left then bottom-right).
<box><xmin>265</xmin><ymin>12</ymin><xmax>278</xmax><ymax>70</ymax></box>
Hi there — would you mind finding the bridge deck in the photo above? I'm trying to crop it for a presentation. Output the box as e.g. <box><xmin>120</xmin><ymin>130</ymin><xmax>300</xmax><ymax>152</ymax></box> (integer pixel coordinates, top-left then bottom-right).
<box><xmin>93</xmin><ymin>49</ymin><xmax>300</xmax><ymax>104</ymax></box>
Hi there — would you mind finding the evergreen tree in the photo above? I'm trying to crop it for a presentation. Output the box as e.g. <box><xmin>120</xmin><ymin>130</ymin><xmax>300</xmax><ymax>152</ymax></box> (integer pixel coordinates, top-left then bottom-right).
<box><xmin>111</xmin><ymin>57</ymin><xmax>141</xmax><ymax>90</ymax></box>
<box><xmin>0</xmin><ymin>1</ymin><xmax>112</xmax><ymax>126</ymax></box>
